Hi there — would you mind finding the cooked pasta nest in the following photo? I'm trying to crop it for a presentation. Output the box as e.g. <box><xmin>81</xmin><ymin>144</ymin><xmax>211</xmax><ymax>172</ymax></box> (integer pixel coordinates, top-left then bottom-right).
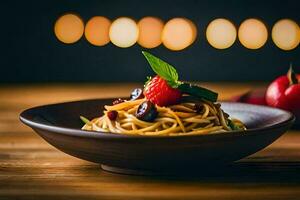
<box><xmin>82</xmin><ymin>98</ymin><xmax>246</xmax><ymax>136</ymax></box>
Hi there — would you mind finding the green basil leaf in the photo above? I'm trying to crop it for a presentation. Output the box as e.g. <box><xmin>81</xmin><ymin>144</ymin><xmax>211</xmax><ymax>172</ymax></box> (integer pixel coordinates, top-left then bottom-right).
<box><xmin>142</xmin><ymin>51</ymin><xmax>179</xmax><ymax>86</ymax></box>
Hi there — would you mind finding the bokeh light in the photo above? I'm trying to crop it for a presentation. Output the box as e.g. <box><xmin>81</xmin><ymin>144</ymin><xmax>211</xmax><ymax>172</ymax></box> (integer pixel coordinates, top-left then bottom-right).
<box><xmin>84</xmin><ymin>16</ymin><xmax>111</xmax><ymax>46</ymax></box>
<box><xmin>272</xmin><ymin>19</ymin><xmax>300</xmax><ymax>50</ymax></box>
<box><xmin>162</xmin><ymin>18</ymin><xmax>197</xmax><ymax>51</ymax></box>
<box><xmin>238</xmin><ymin>18</ymin><xmax>268</xmax><ymax>49</ymax></box>
<box><xmin>109</xmin><ymin>17</ymin><xmax>139</xmax><ymax>48</ymax></box>
<box><xmin>206</xmin><ymin>18</ymin><xmax>237</xmax><ymax>49</ymax></box>
<box><xmin>138</xmin><ymin>17</ymin><xmax>164</xmax><ymax>49</ymax></box>
<box><xmin>54</xmin><ymin>13</ymin><xmax>84</xmax><ymax>44</ymax></box>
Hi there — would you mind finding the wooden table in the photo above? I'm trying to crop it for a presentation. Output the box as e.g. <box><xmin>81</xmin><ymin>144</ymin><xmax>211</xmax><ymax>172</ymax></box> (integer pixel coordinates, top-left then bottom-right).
<box><xmin>1</xmin><ymin>83</ymin><xmax>300</xmax><ymax>200</ymax></box>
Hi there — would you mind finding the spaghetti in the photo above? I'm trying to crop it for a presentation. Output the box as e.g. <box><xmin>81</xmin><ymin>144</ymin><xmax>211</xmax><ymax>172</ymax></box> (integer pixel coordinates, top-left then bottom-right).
<box><xmin>81</xmin><ymin>98</ymin><xmax>245</xmax><ymax>136</ymax></box>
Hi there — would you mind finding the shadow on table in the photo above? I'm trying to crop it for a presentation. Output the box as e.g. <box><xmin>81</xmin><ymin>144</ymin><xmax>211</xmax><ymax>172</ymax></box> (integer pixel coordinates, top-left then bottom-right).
<box><xmin>93</xmin><ymin>161</ymin><xmax>300</xmax><ymax>184</ymax></box>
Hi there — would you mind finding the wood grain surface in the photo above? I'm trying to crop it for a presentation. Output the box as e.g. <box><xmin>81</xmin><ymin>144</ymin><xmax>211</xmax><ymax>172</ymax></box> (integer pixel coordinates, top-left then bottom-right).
<box><xmin>1</xmin><ymin>83</ymin><xmax>300</xmax><ymax>200</ymax></box>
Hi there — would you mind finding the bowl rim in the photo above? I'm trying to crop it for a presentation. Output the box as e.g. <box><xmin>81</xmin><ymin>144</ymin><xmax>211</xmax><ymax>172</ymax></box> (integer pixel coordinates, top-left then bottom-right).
<box><xmin>19</xmin><ymin>98</ymin><xmax>295</xmax><ymax>140</ymax></box>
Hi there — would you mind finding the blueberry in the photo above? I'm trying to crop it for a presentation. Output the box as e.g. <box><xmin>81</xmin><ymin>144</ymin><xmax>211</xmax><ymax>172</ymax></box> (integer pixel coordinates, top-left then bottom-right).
<box><xmin>135</xmin><ymin>101</ymin><xmax>158</xmax><ymax>122</ymax></box>
<box><xmin>130</xmin><ymin>88</ymin><xmax>144</xmax><ymax>100</ymax></box>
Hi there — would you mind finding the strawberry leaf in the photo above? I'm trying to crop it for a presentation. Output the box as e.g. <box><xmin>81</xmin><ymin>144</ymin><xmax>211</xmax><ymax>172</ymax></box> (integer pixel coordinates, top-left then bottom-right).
<box><xmin>144</xmin><ymin>76</ymin><xmax>152</xmax><ymax>88</ymax></box>
<box><xmin>142</xmin><ymin>51</ymin><xmax>180</xmax><ymax>87</ymax></box>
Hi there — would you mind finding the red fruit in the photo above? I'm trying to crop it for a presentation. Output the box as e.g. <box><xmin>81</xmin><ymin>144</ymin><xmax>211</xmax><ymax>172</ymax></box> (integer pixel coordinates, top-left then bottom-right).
<box><xmin>231</xmin><ymin>88</ymin><xmax>267</xmax><ymax>105</ymax></box>
<box><xmin>107</xmin><ymin>110</ymin><xmax>118</xmax><ymax>120</ymax></box>
<box><xmin>144</xmin><ymin>75</ymin><xmax>182</xmax><ymax>106</ymax></box>
<box><xmin>266</xmin><ymin>68</ymin><xmax>300</xmax><ymax>120</ymax></box>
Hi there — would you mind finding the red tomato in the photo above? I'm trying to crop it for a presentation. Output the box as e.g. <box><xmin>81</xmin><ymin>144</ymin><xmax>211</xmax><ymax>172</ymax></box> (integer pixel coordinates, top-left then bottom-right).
<box><xmin>266</xmin><ymin>68</ymin><xmax>300</xmax><ymax>119</ymax></box>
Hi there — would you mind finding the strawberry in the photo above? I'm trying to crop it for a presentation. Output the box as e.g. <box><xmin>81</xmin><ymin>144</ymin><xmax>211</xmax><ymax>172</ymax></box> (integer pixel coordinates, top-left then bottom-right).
<box><xmin>142</xmin><ymin>51</ymin><xmax>218</xmax><ymax>106</ymax></box>
<box><xmin>144</xmin><ymin>75</ymin><xmax>182</xmax><ymax>106</ymax></box>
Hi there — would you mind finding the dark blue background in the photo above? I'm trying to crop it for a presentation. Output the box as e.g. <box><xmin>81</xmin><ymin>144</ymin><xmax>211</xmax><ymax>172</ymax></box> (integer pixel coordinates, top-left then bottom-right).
<box><xmin>1</xmin><ymin>0</ymin><xmax>300</xmax><ymax>83</ymax></box>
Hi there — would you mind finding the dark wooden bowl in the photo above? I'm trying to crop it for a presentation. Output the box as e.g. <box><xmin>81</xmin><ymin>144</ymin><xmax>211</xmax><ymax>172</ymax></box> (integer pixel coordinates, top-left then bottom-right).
<box><xmin>20</xmin><ymin>99</ymin><xmax>294</xmax><ymax>175</ymax></box>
